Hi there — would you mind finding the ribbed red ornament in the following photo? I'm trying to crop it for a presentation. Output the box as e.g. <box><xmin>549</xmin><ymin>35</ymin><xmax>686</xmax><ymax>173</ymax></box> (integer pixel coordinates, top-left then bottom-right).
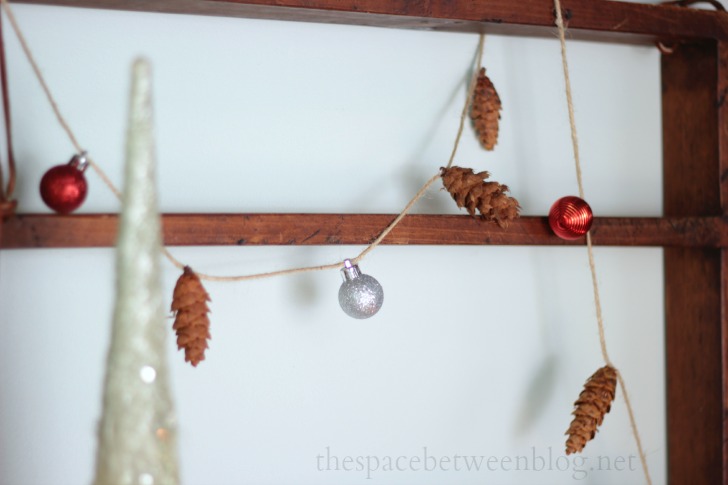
<box><xmin>548</xmin><ymin>196</ymin><xmax>593</xmax><ymax>240</ymax></box>
<box><xmin>39</xmin><ymin>154</ymin><xmax>88</xmax><ymax>214</ymax></box>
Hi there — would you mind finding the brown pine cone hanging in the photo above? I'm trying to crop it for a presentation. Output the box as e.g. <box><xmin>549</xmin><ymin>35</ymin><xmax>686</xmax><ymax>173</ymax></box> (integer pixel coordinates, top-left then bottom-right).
<box><xmin>565</xmin><ymin>365</ymin><xmax>618</xmax><ymax>454</ymax></box>
<box><xmin>441</xmin><ymin>166</ymin><xmax>520</xmax><ymax>228</ymax></box>
<box><xmin>171</xmin><ymin>266</ymin><xmax>211</xmax><ymax>367</ymax></box>
<box><xmin>470</xmin><ymin>67</ymin><xmax>502</xmax><ymax>151</ymax></box>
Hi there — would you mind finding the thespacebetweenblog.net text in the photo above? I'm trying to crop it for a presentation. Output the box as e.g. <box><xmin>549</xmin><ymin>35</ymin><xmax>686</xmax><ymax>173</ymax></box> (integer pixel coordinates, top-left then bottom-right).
<box><xmin>316</xmin><ymin>446</ymin><xmax>638</xmax><ymax>480</ymax></box>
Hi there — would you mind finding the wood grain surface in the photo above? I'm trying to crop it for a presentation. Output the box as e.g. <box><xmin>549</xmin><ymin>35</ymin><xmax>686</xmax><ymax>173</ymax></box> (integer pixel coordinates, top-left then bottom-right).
<box><xmin>2</xmin><ymin>213</ymin><xmax>726</xmax><ymax>249</ymax></box>
<box><xmin>8</xmin><ymin>0</ymin><xmax>728</xmax><ymax>44</ymax></box>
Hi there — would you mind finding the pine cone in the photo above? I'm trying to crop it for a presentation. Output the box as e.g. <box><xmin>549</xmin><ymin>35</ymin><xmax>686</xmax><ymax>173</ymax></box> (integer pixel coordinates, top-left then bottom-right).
<box><xmin>441</xmin><ymin>166</ymin><xmax>520</xmax><ymax>228</ymax></box>
<box><xmin>470</xmin><ymin>67</ymin><xmax>502</xmax><ymax>151</ymax></box>
<box><xmin>171</xmin><ymin>266</ymin><xmax>211</xmax><ymax>367</ymax></box>
<box><xmin>565</xmin><ymin>365</ymin><xmax>618</xmax><ymax>454</ymax></box>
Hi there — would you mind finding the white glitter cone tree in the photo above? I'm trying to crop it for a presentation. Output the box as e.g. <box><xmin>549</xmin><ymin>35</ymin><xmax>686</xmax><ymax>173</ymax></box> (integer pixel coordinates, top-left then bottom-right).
<box><xmin>93</xmin><ymin>59</ymin><xmax>180</xmax><ymax>485</ymax></box>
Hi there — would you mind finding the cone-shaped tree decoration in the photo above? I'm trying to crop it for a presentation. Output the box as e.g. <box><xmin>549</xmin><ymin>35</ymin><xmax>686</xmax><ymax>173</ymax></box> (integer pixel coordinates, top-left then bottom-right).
<box><xmin>171</xmin><ymin>266</ymin><xmax>211</xmax><ymax>366</ymax></box>
<box><xmin>470</xmin><ymin>67</ymin><xmax>502</xmax><ymax>151</ymax></box>
<box><xmin>565</xmin><ymin>365</ymin><xmax>618</xmax><ymax>454</ymax></box>
<box><xmin>93</xmin><ymin>59</ymin><xmax>179</xmax><ymax>485</ymax></box>
<box><xmin>441</xmin><ymin>166</ymin><xmax>520</xmax><ymax>228</ymax></box>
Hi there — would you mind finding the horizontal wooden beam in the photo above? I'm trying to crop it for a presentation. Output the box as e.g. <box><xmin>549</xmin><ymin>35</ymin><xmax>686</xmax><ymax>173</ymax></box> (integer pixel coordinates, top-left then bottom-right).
<box><xmin>9</xmin><ymin>0</ymin><xmax>728</xmax><ymax>44</ymax></box>
<box><xmin>2</xmin><ymin>213</ymin><xmax>726</xmax><ymax>249</ymax></box>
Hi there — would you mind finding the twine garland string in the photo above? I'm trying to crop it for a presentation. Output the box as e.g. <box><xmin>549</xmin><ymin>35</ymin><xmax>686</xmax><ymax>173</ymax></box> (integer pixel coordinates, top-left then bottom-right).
<box><xmin>553</xmin><ymin>1</ymin><xmax>652</xmax><ymax>483</ymax></box>
<box><xmin>0</xmin><ymin>3</ymin><xmax>16</xmax><ymax>215</ymax></box>
<box><xmin>0</xmin><ymin>7</ymin><xmax>14</xmax><ymax>198</ymax></box>
<box><xmin>446</xmin><ymin>35</ymin><xmax>485</xmax><ymax>171</ymax></box>
<box><xmin>0</xmin><ymin>0</ymin><xmax>484</xmax><ymax>281</ymax></box>
<box><xmin>1</xmin><ymin>0</ymin><xmax>120</xmax><ymax>200</ymax></box>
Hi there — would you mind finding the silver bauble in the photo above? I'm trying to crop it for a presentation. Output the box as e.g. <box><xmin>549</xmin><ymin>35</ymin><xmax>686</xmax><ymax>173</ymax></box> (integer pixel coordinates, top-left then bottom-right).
<box><xmin>338</xmin><ymin>259</ymin><xmax>384</xmax><ymax>319</ymax></box>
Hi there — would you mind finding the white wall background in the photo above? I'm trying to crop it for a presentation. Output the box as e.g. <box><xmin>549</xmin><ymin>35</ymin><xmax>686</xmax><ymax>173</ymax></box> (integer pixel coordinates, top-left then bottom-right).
<box><xmin>0</xmin><ymin>4</ymin><xmax>664</xmax><ymax>485</ymax></box>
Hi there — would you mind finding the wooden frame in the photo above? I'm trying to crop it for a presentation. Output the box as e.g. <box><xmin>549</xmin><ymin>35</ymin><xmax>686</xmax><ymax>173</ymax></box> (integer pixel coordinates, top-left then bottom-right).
<box><xmin>1</xmin><ymin>1</ymin><xmax>726</xmax><ymax>482</ymax></box>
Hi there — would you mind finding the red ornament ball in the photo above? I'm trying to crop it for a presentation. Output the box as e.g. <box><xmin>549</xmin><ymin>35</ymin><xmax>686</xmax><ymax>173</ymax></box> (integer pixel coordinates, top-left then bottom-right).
<box><xmin>40</xmin><ymin>156</ymin><xmax>88</xmax><ymax>214</ymax></box>
<box><xmin>548</xmin><ymin>196</ymin><xmax>593</xmax><ymax>240</ymax></box>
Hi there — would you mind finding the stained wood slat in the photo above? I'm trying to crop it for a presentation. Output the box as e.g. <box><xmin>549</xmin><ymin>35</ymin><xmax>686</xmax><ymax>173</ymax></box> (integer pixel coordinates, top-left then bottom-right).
<box><xmin>719</xmin><ymin>40</ymin><xmax>728</xmax><ymax>485</ymax></box>
<box><xmin>662</xmin><ymin>41</ymin><xmax>725</xmax><ymax>484</ymax></box>
<box><xmin>9</xmin><ymin>0</ymin><xmax>728</xmax><ymax>44</ymax></box>
<box><xmin>723</xmin><ymin>248</ymin><xmax>728</xmax><ymax>485</ymax></box>
<box><xmin>1</xmin><ymin>213</ymin><xmax>726</xmax><ymax>249</ymax></box>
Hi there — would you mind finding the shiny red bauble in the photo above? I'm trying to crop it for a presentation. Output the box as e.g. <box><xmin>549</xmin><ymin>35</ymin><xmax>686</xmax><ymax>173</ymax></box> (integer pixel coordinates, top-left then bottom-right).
<box><xmin>39</xmin><ymin>154</ymin><xmax>88</xmax><ymax>214</ymax></box>
<box><xmin>548</xmin><ymin>196</ymin><xmax>593</xmax><ymax>240</ymax></box>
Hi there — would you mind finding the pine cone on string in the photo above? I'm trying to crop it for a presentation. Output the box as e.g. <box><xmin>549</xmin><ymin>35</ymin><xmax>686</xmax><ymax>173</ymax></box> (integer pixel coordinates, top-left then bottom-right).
<box><xmin>441</xmin><ymin>166</ymin><xmax>520</xmax><ymax>228</ymax></box>
<box><xmin>171</xmin><ymin>266</ymin><xmax>211</xmax><ymax>367</ymax></box>
<box><xmin>565</xmin><ymin>365</ymin><xmax>618</xmax><ymax>454</ymax></box>
<box><xmin>470</xmin><ymin>67</ymin><xmax>502</xmax><ymax>151</ymax></box>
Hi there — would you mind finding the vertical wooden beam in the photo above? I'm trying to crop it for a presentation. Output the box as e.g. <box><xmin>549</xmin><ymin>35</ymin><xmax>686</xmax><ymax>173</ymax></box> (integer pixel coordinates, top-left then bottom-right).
<box><xmin>717</xmin><ymin>40</ymin><xmax>728</xmax><ymax>485</ymax></box>
<box><xmin>662</xmin><ymin>41</ymin><xmax>725</xmax><ymax>484</ymax></box>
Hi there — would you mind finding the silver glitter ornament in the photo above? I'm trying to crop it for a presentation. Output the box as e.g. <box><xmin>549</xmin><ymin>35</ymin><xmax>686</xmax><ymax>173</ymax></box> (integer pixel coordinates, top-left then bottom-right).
<box><xmin>338</xmin><ymin>259</ymin><xmax>384</xmax><ymax>319</ymax></box>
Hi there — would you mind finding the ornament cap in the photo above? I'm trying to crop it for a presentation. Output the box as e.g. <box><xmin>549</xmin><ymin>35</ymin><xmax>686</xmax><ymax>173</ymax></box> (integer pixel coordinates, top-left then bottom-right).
<box><xmin>69</xmin><ymin>151</ymin><xmax>89</xmax><ymax>172</ymax></box>
<box><xmin>341</xmin><ymin>259</ymin><xmax>361</xmax><ymax>282</ymax></box>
